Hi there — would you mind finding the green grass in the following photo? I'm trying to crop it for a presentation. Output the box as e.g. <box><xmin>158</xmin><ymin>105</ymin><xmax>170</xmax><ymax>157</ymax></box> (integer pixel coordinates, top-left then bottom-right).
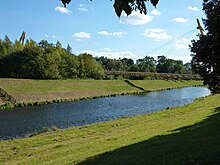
<box><xmin>0</xmin><ymin>79</ymin><xmax>140</xmax><ymax>103</ymax></box>
<box><xmin>1</xmin><ymin>94</ymin><xmax>220</xmax><ymax>164</ymax></box>
<box><xmin>130</xmin><ymin>80</ymin><xmax>203</xmax><ymax>91</ymax></box>
<box><xmin>0</xmin><ymin>79</ymin><xmax>203</xmax><ymax>104</ymax></box>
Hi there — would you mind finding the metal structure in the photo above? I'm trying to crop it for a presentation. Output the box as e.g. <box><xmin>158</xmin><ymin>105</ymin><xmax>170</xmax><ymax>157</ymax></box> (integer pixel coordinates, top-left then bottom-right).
<box><xmin>105</xmin><ymin>71</ymin><xmax>203</xmax><ymax>80</ymax></box>
<box><xmin>197</xmin><ymin>18</ymin><xmax>204</xmax><ymax>36</ymax></box>
<box><xmin>19</xmin><ymin>31</ymin><xmax>26</xmax><ymax>46</ymax></box>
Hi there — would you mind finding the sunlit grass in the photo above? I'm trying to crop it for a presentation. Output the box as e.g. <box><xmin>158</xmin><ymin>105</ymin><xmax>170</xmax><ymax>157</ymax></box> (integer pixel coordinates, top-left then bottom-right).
<box><xmin>130</xmin><ymin>80</ymin><xmax>203</xmax><ymax>91</ymax></box>
<box><xmin>0</xmin><ymin>79</ymin><xmax>203</xmax><ymax>104</ymax></box>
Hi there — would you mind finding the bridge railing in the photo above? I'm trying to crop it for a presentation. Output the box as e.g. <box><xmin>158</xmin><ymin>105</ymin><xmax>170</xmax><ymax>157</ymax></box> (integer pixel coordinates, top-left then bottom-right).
<box><xmin>105</xmin><ymin>71</ymin><xmax>203</xmax><ymax>80</ymax></box>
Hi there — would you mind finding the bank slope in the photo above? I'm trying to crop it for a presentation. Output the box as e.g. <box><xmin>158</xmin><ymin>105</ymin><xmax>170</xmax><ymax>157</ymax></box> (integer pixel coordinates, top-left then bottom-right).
<box><xmin>0</xmin><ymin>79</ymin><xmax>202</xmax><ymax>107</ymax></box>
<box><xmin>130</xmin><ymin>80</ymin><xmax>203</xmax><ymax>91</ymax></box>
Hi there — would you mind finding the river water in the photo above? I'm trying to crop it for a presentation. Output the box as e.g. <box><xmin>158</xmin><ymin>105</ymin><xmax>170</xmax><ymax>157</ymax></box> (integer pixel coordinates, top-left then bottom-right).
<box><xmin>0</xmin><ymin>87</ymin><xmax>210</xmax><ymax>140</ymax></box>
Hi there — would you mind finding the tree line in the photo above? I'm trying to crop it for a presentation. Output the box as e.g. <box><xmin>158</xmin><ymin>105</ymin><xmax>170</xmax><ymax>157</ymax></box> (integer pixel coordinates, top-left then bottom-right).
<box><xmin>0</xmin><ymin>36</ymin><xmax>192</xmax><ymax>80</ymax></box>
<box><xmin>0</xmin><ymin>37</ymin><xmax>105</xmax><ymax>79</ymax></box>
<box><xmin>97</xmin><ymin>56</ymin><xmax>192</xmax><ymax>74</ymax></box>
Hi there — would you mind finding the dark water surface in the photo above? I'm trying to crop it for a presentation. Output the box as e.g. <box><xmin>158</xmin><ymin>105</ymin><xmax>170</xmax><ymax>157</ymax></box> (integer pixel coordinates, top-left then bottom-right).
<box><xmin>0</xmin><ymin>87</ymin><xmax>210</xmax><ymax>140</ymax></box>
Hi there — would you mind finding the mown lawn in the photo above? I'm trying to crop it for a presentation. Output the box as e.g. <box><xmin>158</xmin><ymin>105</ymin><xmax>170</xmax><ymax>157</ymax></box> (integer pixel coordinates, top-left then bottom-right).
<box><xmin>0</xmin><ymin>79</ymin><xmax>140</xmax><ymax>103</ymax></box>
<box><xmin>130</xmin><ymin>80</ymin><xmax>203</xmax><ymax>91</ymax></box>
<box><xmin>0</xmin><ymin>78</ymin><xmax>203</xmax><ymax>103</ymax></box>
<box><xmin>1</xmin><ymin>94</ymin><xmax>220</xmax><ymax>164</ymax></box>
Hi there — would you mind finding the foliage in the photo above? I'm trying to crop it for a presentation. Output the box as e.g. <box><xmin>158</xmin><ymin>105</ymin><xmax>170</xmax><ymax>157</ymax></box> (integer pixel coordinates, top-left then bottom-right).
<box><xmin>96</xmin><ymin>55</ymin><xmax>190</xmax><ymax>74</ymax></box>
<box><xmin>191</xmin><ymin>0</ymin><xmax>220</xmax><ymax>93</ymax></box>
<box><xmin>156</xmin><ymin>56</ymin><xmax>184</xmax><ymax>73</ymax></box>
<box><xmin>60</xmin><ymin>0</ymin><xmax>71</xmax><ymax>8</ymax></box>
<box><xmin>0</xmin><ymin>37</ymin><xmax>104</xmax><ymax>80</ymax></box>
<box><xmin>0</xmin><ymin>36</ymin><xmax>193</xmax><ymax>80</ymax></box>
<box><xmin>60</xmin><ymin>0</ymin><xmax>160</xmax><ymax>17</ymax></box>
<box><xmin>78</xmin><ymin>53</ymin><xmax>105</xmax><ymax>79</ymax></box>
<box><xmin>137</xmin><ymin>56</ymin><xmax>156</xmax><ymax>72</ymax></box>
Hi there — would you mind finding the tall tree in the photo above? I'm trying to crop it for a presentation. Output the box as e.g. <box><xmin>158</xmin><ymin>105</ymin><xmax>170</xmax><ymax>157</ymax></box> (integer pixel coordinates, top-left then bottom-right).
<box><xmin>60</xmin><ymin>0</ymin><xmax>160</xmax><ymax>17</ymax></box>
<box><xmin>137</xmin><ymin>56</ymin><xmax>156</xmax><ymax>72</ymax></box>
<box><xmin>78</xmin><ymin>53</ymin><xmax>105</xmax><ymax>79</ymax></box>
<box><xmin>66</xmin><ymin>44</ymin><xmax>72</xmax><ymax>54</ymax></box>
<box><xmin>191</xmin><ymin>0</ymin><xmax>220</xmax><ymax>93</ymax></box>
<box><xmin>156</xmin><ymin>56</ymin><xmax>184</xmax><ymax>73</ymax></box>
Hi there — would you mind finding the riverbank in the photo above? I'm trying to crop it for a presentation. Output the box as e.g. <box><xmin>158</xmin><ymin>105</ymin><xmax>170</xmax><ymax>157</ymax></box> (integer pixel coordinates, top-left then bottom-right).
<box><xmin>0</xmin><ymin>78</ymin><xmax>203</xmax><ymax>109</ymax></box>
<box><xmin>1</xmin><ymin>93</ymin><xmax>220</xmax><ymax>164</ymax></box>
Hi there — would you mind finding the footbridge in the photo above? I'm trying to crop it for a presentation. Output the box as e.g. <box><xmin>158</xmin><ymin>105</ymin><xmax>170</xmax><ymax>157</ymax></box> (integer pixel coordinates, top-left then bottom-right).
<box><xmin>105</xmin><ymin>71</ymin><xmax>203</xmax><ymax>80</ymax></box>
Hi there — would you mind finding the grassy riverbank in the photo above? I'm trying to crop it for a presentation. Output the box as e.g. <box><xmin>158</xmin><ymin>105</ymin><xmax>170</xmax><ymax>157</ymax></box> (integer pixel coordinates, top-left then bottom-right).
<box><xmin>1</xmin><ymin>94</ymin><xmax>220</xmax><ymax>164</ymax></box>
<box><xmin>0</xmin><ymin>79</ymin><xmax>140</xmax><ymax>108</ymax></box>
<box><xmin>0</xmin><ymin>79</ymin><xmax>203</xmax><ymax>107</ymax></box>
<box><xmin>130</xmin><ymin>80</ymin><xmax>202</xmax><ymax>91</ymax></box>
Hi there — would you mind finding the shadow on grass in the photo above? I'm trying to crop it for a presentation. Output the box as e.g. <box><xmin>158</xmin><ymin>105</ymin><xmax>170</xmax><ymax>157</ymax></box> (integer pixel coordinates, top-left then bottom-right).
<box><xmin>78</xmin><ymin>107</ymin><xmax>220</xmax><ymax>165</ymax></box>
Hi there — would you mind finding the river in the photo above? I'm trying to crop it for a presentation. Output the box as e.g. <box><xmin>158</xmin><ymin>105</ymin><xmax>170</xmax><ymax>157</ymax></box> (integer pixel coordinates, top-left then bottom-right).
<box><xmin>0</xmin><ymin>87</ymin><xmax>210</xmax><ymax>140</ymax></box>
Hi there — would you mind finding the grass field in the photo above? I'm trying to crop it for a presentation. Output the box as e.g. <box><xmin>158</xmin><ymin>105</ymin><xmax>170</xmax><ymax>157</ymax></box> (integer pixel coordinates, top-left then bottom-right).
<box><xmin>1</xmin><ymin>94</ymin><xmax>220</xmax><ymax>164</ymax></box>
<box><xmin>0</xmin><ymin>79</ymin><xmax>140</xmax><ymax>103</ymax></box>
<box><xmin>130</xmin><ymin>80</ymin><xmax>203</xmax><ymax>91</ymax></box>
<box><xmin>0</xmin><ymin>79</ymin><xmax>203</xmax><ymax>105</ymax></box>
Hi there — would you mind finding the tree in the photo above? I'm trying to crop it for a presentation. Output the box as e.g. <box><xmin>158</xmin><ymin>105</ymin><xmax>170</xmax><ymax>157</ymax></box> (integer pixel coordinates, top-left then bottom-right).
<box><xmin>78</xmin><ymin>53</ymin><xmax>105</xmax><ymax>79</ymax></box>
<box><xmin>0</xmin><ymin>36</ymin><xmax>14</xmax><ymax>58</ymax></box>
<box><xmin>121</xmin><ymin>58</ymin><xmax>134</xmax><ymax>70</ymax></box>
<box><xmin>66</xmin><ymin>44</ymin><xmax>72</xmax><ymax>54</ymax></box>
<box><xmin>183</xmin><ymin>62</ymin><xmax>193</xmax><ymax>74</ymax></box>
<box><xmin>1</xmin><ymin>40</ymin><xmax>46</xmax><ymax>79</ymax></box>
<box><xmin>129</xmin><ymin>64</ymin><xmax>139</xmax><ymax>72</ymax></box>
<box><xmin>60</xmin><ymin>0</ymin><xmax>160</xmax><ymax>17</ymax></box>
<box><xmin>39</xmin><ymin>40</ymin><xmax>53</xmax><ymax>49</ymax></box>
<box><xmin>137</xmin><ymin>56</ymin><xmax>156</xmax><ymax>72</ymax></box>
<box><xmin>191</xmin><ymin>0</ymin><xmax>220</xmax><ymax>93</ymax></box>
<box><xmin>156</xmin><ymin>56</ymin><xmax>167</xmax><ymax>73</ymax></box>
<box><xmin>0</xmin><ymin>36</ymin><xmax>105</xmax><ymax>80</ymax></box>
<box><xmin>156</xmin><ymin>56</ymin><xmax>184</xmax><ymax>73</ymax></box>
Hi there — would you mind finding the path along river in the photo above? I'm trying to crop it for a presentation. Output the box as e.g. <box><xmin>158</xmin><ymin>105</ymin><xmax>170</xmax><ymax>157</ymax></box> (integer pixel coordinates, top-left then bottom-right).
<box><xmin>0</xmin><ymin>87</ymin><xmax>210</xmax><ymax>140</ymax></box>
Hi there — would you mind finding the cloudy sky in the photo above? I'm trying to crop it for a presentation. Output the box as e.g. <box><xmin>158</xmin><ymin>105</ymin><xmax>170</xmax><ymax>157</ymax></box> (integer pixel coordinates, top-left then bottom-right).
<box><xmin>0</xmin><ymin>0</ymin><xmax>205</xmax><ymax>63</ymax></box>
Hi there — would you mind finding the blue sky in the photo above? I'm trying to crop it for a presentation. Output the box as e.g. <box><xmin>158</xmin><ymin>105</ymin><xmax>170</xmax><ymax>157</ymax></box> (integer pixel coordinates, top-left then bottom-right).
<box><xmin>0</xmin><ymin>0</ymin><xmax>205</xmax><ymax>63</ymax></box>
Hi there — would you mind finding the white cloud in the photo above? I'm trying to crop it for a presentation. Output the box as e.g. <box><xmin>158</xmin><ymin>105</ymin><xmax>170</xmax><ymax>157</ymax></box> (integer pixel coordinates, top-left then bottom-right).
<box><xmin>78</xmin><ymin>7</ymin><xmax>88</xmax><ymax>12</ymax></box>
<box><xmin>97</xmin><ymin>31</ymin><xmax>127</xmax><ymax>37</ymax></box>
<box><xmin>73</xmin><ymin>32</ymin><xmax>91</xmax><ymax>39</ymax></box>
<box><xmin>143</xmin><ymin>29</ymin><xmax>171</xmax><ymax>41</ymax></box>
<box><xmin>173</xmin><ymin>17</ymin><xmax>189</xmax><ymax>23</ymax></box>
<box><xmin>120</xmin><ymin>11</ymin><xmax>153</xmax><ymax>25</ymax></box>
<box><xmin>45</xmin><ymin>35</ymin><xmax>57</xmax><ymax>39</ymax></box>
<box><xmin>188</xmin><ymin>6</ymin><xmax>199</xmax><ymax>11</ymax></box>
<box><xmin>102</xmin><ymin>48</ymin><xmax>112</xmax><ymax>51</ymax></box>
<box><xmin>150</xmin><ymin>9</ymin><xmax>161</xmax><ymax>16</ymax></box>
<box><xmin>55</xmin><ymin>6</ymin><xmax>72</xmax><ymax>14</ymax></box>
<box><xmin>78</xmin><ymin>4</ymin><xmax>91</xmax><ymax>12</ymax></box>
<box><xmin>174</xmin><ymin>38</ymin><xmax>191</xmax><ymax>49</ymax></box>
<box><xmin>76</xmin><ymin>50</ymin><xmax>142</xmax><ymax>61</ymax></box>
